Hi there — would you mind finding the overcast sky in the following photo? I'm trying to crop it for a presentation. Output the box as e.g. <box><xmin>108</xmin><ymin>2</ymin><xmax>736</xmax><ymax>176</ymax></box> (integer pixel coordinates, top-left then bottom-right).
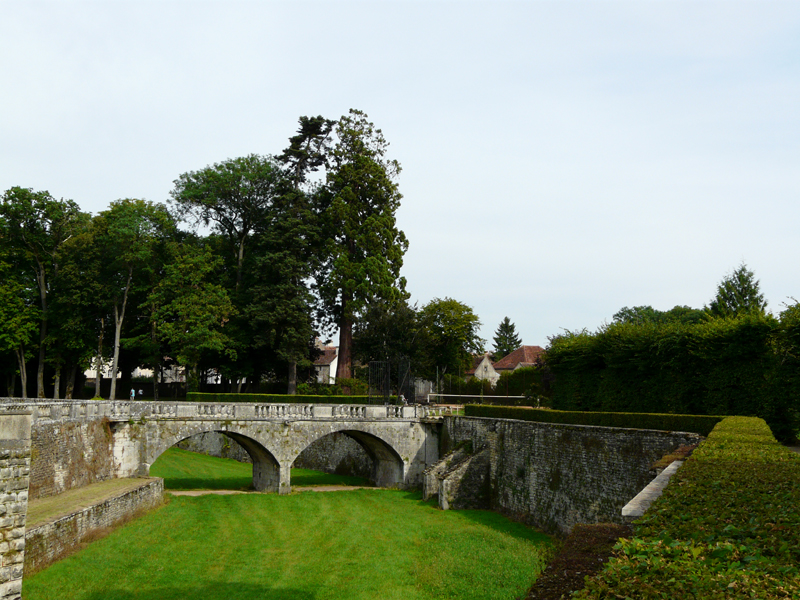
<box><xmin>2</xmin><ymin>1</ymin><xmax>799</xmax><ymax>348</ymax></box>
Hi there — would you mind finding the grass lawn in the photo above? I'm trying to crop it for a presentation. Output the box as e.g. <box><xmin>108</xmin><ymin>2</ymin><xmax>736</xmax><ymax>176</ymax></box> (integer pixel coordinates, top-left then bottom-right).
<box><xmin>150</xmin><ymin>447</ymin><xmax>372</xmax><ymax>489</ymax></box>
<box><xmin>23</xmin><ymin>450</ymin><xmax>555</xmax><ymax>600</ymax></box>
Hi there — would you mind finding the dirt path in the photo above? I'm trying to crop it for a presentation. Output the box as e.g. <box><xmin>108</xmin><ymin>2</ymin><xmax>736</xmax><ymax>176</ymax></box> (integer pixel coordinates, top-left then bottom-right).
<box><xmin>169</xmin><ymin>486</ymin><xmax>372</xmax><ymax>496</ymax></box>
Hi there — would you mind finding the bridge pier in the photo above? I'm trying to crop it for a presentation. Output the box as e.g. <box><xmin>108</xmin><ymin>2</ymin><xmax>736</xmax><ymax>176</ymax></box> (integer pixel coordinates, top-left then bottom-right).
<box><xmin>278</xmin><ymin>463</ymin><xmax>292</xmax><ymax>495</ymax></box>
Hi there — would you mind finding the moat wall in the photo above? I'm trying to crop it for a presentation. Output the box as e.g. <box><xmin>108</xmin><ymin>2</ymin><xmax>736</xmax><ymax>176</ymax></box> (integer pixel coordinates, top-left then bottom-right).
<box><xmin>23</xmin><ymin>478</ymin><xmax>163</xmax><ymax>574</ymax></box>
<box><xmin>440</xmin><ymin>416</ymin><xmax>701</xmax><ymax>534</ymax></box>
<box><xmin>29</xmin><ymin>416</ymin><xmax>115</xmax><ymax>501</ymax></box>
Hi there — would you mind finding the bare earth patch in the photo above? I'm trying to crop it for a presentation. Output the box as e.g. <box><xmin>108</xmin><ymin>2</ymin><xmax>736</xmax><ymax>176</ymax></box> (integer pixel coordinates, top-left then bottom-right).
<box><xmin>26</xmin><ymin>478</ymin><xmax>155</xmax><ymax>528</ymax></box>
<box><xmin>524</xmin><ymin>523</ymin><xmax>631</xmax><ymax>600</ymax></box>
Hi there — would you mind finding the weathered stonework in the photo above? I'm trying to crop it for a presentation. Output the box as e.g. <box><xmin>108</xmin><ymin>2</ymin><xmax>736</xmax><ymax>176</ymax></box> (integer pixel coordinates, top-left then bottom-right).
<box><xmin>291</xmin><ymin>433</ymin><xmax>373</xmax><ymax>479</ymax></box>
<box><xmin>438</xmin><ymin>447</ymin><xmax>491</xmax><ymax>511</ymax></box>
<box><xmin>24</xmin><ymin>478</ymin><xmax>163</xmax><ymax>574</ymax></box>
<box><xmin>0</xmin><ymin>400</ymin><xmax>441</xmax><ymax>496</ymax></box>
<box><xmin>0</xmin><ymin>412</ymin><xmax>32</xmax><ymax>600</ymax></box>
<box><xmin>440</xmin><ymin>416</ymin><xmax>701</xmax><ymax>535</ymax></box>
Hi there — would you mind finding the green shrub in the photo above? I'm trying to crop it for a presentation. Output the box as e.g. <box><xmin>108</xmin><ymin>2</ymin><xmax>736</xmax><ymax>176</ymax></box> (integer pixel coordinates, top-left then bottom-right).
<box><xmin>463</xmin><ymin>405</ymin><xmax>723</xmax><ymax>436</ymax></box>
<box><xmin>186</xmin><ymin>392</ymin><xmax>398</xmax><ymax>404</ymax></box>
<box><xmin>575</xmin><ymin>416</ymin><xmax>800</xmax><ymax>599</ymax></box>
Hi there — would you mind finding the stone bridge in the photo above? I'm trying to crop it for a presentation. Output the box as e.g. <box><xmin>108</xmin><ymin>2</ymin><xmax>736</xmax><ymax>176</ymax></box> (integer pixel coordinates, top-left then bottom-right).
<box><xmin>0</xmin><ymin>400</ymin><xmax>443</xmax><ymax>495</ymax></box>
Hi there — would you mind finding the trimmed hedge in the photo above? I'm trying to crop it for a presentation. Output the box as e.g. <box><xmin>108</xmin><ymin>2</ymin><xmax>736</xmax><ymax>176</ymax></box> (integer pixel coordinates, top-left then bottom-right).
<box><xmin>186</xmin><ymin>392</ymin><xmax>399</xmax><ymax>405</ymax></box>
<box><xmin>575</xmin><ymin>416</ymin><xmax>800</xmax><ymax>599</ymax></box>
<box><xmin>545</xmin><ymin>313</ymin><xmax>800</xmax><ymax>442</ymax></box>
<box><xmin>463</xmin><ymin>405</ymin><xmax>723</xmax><ymax>437</ymax></box>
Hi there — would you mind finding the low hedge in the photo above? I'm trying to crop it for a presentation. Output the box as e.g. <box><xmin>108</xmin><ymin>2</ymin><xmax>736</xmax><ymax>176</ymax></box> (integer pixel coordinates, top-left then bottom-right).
<box><xmin>463</xmin><ymin>405</ymin><xmax>723</xmax><ymax>437</ymax></box>
<box><xmin>186</xmin><ymin>392</ymin><xmax>399</xmax><ymax>405</ymax></box>
<box><xmin>574</xmin><ymin>416</ymin><xmax>800</xmax><ymax>598</ymax></box>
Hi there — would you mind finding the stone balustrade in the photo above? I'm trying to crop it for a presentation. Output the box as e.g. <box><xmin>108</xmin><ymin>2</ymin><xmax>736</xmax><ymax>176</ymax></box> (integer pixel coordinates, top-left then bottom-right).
<box><xmin>0</xmin><ymin>399</ymin><xmax>433</xmax><ymax>422</ymax></box>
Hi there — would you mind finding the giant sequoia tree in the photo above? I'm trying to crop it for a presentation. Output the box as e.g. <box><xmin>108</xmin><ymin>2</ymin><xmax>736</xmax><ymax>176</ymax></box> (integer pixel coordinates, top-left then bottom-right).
<box><xmin>317</xmin><ymin>110</ymin><xmax>408</xmax><ymax>379</ymax></box>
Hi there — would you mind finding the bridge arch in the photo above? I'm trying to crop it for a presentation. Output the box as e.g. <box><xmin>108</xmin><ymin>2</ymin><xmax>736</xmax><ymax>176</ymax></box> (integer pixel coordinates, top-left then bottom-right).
<box><xmin>145</xmin><ymin>424</ymin><xmax>283</xmax><ymax>492</ymax></box>
<box><xmin>289</xmin><ymin>424</ymin><xmax>406</xmax><ymax>488</ymax></box>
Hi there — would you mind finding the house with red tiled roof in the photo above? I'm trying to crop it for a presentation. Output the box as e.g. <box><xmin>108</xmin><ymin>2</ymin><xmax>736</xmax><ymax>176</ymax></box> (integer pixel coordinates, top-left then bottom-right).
<box><xmin>465</xmin><ymin>353</ymin><xmax>500</xmax><ymax>385</ymax></box>
<box><xmin>492</xmin><ymin>345</ymin><xmax>545</xmax><ymax>373</ymax></box>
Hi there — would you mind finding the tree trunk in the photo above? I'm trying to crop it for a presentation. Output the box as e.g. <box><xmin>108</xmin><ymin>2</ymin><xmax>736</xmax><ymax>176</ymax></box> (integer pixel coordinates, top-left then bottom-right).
<box><xmin>53</xmin><ymin>364</ymin><xmax>61</xmax><ymax>400</ymax></box>
<box><xmin>188</xmin><ymin>364</ymin><xmax>199</xmax><ymax>393</ymax></box>
<box><xmin>109</xmin><ymin>268</ymin><xmax>132</xmax><ymax>401</ymax></box>
<box><xmin>288</xmin><ymin>360</ymin><xmax>297</xmax><ymax>395</ymax></box>
<box><xmin>336</xmin><ymin>317</ymin><xmax>353</xmax><ymax>380</ymax></box>
<box><xmin>95</xmin><ymin>317</ymin><xmax>105</xmax><ymax>398</ymax></box>
<box><xmin>6</xmin><ymin>372</ymin><xmax>16</xmax><ymax>399</ymax></box>
<box><xmin>236</xmin><ymin>235</ymin><xmax>245</xmax><ymax>291</ymax></box>
<box><xmin>65</xmin><ymin>365</ymin><xmax>76</xmax><ymax>399</ymax></box>
<box><xmin>36</xmin><ymin>263</ymin><xmax>47</xmax><ymax>398</ymax></box>
<box><xmin>152</xmin><ymin>360</ymin><xmax>160</xmax><ymax>401</ymax></box>
<box><xmin>14</xmin><ymin>347</ymin><xmax>27</xmax><ymax>400</ymax></box>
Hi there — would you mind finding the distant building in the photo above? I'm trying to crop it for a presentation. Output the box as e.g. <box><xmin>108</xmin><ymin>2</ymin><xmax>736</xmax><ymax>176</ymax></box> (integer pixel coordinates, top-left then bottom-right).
<box><xmin>466</xmin><ymin>353</ymin><xmax>500</xmax><ymax>385</ymax></box>
<box><xmin>313</xmin><ymin>343</ymin><xmax>338</xmax><ymax>384</ymax></box>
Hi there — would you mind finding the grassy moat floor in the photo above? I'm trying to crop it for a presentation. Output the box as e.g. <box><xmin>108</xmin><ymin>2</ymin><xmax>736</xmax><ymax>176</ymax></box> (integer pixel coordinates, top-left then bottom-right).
<box><xmin>22</xmin><ymin>450</ymin><xmax>555</xmax><ymax>600</ymax></box>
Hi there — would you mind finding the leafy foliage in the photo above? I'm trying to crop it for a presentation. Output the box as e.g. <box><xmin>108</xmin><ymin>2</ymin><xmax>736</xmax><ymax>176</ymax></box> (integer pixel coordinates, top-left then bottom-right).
<box><xmin>150</xmin><ymin>244</ymin><xmax>235</xmax><ymax>392</ymax></box>
<box><xmin>545</xmin><ymin>312</ymin><xmax>799</xmax><ymax>441</ymax></box>
<box><xmin>416</xmin><ymin>297</ymin><xmax>485</xmax><ymax>380</ymax></box>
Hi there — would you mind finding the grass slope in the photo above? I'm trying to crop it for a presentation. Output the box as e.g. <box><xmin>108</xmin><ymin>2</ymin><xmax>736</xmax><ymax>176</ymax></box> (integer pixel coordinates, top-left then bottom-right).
<box><xmin>23</xmin><ymin>449</ymin><xmax>554</xmax><ymax>600</ymax></box>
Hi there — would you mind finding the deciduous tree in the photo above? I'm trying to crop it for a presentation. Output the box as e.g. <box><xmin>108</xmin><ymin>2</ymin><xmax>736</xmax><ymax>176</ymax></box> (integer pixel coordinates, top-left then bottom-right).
<box><xmin>0</xmin><ymin>187</ymin><xmax>88</xmax><ymax>397</ymax></box>
<box><xmin>417</xmin><ymin>297</ymin><xmax>484</xmax><ymax>381</ymax></box>
<box><xmin>150</xmin><ymin>244</ymin><xmax>235</xmax><ymax>392</ymax></box>
<box><xmin>92</xmin><ymin>199</ymin><xmax>176</xmax><ymax>399</ymax></box>
<box><xmin>171</xmin><ymin>155</ymin><xmax>285</xmax><ymax>290</ymax></box>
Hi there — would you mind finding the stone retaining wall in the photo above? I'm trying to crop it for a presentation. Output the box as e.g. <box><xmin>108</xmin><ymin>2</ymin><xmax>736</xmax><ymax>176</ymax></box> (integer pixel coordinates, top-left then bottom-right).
<box><xmin>0</xmin><ymin>413</ymin><xmax>31</xmax><ymax>600</ymax></box>
<box><xmin>441</xmin><ymin>416</ymin><xmax>701</xmax><ymax>534</ymax></box>
<box><xmin>29</xmin><ymin>416</ymin><xmax>115</xmax><ymax>501</ymax></box>
<box><xmin>24</xmin><ymin>478</ymin><xmax>163</xmax><ymax>574</ymax></box>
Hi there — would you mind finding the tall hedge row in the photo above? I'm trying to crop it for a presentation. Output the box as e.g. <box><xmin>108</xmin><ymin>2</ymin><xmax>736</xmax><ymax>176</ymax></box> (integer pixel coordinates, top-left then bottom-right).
<box><xmin>545</xmin><ymin>312</ymin><xmax>800</xmax><ymax>441</ymax></box>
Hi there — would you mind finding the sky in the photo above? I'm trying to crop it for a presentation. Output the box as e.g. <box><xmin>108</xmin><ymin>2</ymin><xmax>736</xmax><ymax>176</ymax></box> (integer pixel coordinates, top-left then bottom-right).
<box><xmin>2</xmin><ymin>0</ymin><xmax>799</xmax><ymax>349</ymax></box>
